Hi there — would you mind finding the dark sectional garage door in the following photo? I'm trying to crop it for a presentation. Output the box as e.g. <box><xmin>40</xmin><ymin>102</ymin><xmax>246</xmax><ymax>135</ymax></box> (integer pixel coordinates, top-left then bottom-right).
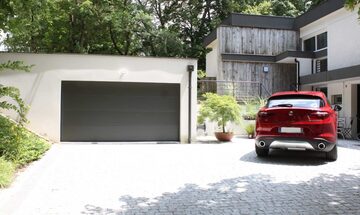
<box><xmin>61</xmin><ymin>81</ymin><xmax>180</xmax><ymax>142</ymax></box>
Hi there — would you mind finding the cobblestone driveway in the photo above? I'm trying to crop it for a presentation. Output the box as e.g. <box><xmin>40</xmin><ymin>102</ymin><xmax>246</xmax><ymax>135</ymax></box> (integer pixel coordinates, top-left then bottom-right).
<box><xmin>1</xmin><ymin>138</ymin><xmax>360</xmax><ymax>215</ymax></box>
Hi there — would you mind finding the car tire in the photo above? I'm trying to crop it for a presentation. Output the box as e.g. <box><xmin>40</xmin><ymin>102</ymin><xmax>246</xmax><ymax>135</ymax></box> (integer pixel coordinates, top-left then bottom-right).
<box><xmin>325</xmin><ymin>145</ymin><xmax>337</xmax><ymax>161</ymax></box>
<box><xmin>255</xmin><ymin>145</ymin><xmax>269</xmax><ymax>157</ymax></box>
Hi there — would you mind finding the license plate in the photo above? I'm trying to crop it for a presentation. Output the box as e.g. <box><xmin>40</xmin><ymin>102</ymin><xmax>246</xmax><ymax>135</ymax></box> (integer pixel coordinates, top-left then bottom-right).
<box><xmin>279</xmin><ymin>127</ymin><xmax>302</xmax><ymax>133</ymax></box>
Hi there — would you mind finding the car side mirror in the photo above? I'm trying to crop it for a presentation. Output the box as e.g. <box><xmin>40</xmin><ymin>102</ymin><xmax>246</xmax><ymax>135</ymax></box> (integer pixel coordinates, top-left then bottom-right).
<box><xmin>333</xmin><ymin>104</ymin><xmax>342</xmax><ymax>112</ymax></box>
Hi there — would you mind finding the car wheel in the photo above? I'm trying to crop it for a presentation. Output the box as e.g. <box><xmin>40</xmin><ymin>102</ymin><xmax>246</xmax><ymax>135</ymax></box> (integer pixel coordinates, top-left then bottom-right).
<box><xmin>325</xmin><ymin>145</ymin><xmax>337</xmax><ymax>161</ymax></box>
<box><xmin>255</xmin><ymin>145</ymin><xmax>269</xmax><ymax>157</ymax></box>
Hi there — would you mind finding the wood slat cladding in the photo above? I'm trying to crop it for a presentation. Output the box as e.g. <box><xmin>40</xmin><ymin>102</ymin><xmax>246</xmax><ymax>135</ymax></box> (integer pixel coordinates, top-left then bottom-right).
<box><xmin>219</xmin><ymin>27</ymin><xmax>299</xmax><ymax>55</ymax></box>
<box><xmin>220</xmin><ymin>62</ymin><xmax>296</xmax><ymax>95</ymax></box>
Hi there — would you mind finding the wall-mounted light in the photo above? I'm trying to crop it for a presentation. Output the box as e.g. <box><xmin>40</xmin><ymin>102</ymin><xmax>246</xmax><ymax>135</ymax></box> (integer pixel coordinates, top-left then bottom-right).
<box><xmin>263</xmin><ymin>66</ymin><xmax>269</xmax><ymax>73</ymax></box>
<box><xmin>187</xmin><ymin>65</ymin><xmax>194</xmax><ymax>72</ymax></box>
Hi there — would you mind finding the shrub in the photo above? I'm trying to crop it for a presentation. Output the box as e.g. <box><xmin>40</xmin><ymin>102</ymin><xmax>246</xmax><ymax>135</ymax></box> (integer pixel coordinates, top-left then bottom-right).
<box><xmin>198</xmin><ymin>93</ymin><xmax>241</xmax><ymax>133</ymax></box>
<box><xmin>0</xmin><ymin>157</ymin><xmax>15</xmax><ymax>188</ymax></box>
<box><xmin>243</xmin><ymin>122</ymin><xmax>255</xmax><ymax>139</ymax></box>
<box><xmin>0</xmin><ymin>115</ymin><xmax>50</xmax><ymax>167</ymax></box>
<box><xmin>241</xmin><ymin>97</ymin><xmax>267</xmax><ymax>120</ymax></box>
<box><xmin>0</xmin><ymin>60</ymin><xmax>32</xmax><ymax>124</ymax></box>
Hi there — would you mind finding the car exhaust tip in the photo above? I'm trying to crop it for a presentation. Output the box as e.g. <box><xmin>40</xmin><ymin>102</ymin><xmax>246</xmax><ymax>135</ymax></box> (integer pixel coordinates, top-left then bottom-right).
<box><xmin>259</xmin><ymin>141</ymin><xmax>266</xmax><ymax>148</ymax></box>
<box><xmin>318</xmin><ymin>143</ymin><xmax>326</xmax><ymax>150</ymax></box>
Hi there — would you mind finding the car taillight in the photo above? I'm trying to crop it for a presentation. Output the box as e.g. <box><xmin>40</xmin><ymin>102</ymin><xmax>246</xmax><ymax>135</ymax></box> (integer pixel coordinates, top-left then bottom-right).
<box><xmin>258</xmin><ymin>111</ymin><xmax>270</xmax><ymax>118</ymax></box>
<box><xmin>308</xmin><ymin>111</ymin><xmax>329</xmax><ymax>121</ymax></box>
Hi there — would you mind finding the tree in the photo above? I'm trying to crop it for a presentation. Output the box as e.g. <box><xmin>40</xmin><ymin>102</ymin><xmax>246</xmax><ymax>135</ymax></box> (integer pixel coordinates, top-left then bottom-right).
<box><xmin>345</xmin><ymin>0</ymin><xmax>360</xmax><ymax>19</ymax></box>
<box><xmin>0</xmin><ymin>0</ymin><xmax>332</xmax><ymax>71</ymax></box>
<box><xmin>0</xmin><ymin>61</ymin><xmax>32</xmax><ymax>124</ymax></box>
<box><xmin>198</xmin><ymin>93</ymin><xmax>241</xmax><ymax>133</ymax></box>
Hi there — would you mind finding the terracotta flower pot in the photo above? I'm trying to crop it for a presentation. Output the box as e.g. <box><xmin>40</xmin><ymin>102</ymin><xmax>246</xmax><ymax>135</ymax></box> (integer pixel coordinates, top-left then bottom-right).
<box><xmin>215</xmin><ymin>132</ymin><xmax>234</xmax><ymax>142</ymax></box>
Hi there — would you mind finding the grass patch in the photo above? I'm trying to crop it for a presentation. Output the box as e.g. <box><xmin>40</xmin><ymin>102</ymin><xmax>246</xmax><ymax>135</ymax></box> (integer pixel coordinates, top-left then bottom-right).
<box><xmin>0</xmin><ymin>115</ymin><xmax>51</xmax><ymax>187</ymax></box>
<box><xmin>0</xmin><ymin>157</ymin><xmax>15</xmax><ymax>188</ymax></box>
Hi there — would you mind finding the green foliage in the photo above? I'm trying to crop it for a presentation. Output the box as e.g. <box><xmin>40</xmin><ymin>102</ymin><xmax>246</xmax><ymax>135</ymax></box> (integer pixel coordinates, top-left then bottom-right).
<box><xmin>239</xmin><ymin>97</ymin><xmax>265</xmax><ymax>138</ymax></box>
<box><xmin>240</xmin><ymin>97</ymin><xmax>266</xmax><ymax>120</ymax></box>
<box><xmin>0</xmin><ymin>115</ymin><xmax>50</xmax><ymax>167</ymax></box>
<box><xmin>244</xmin><ymin>1</ymin><xmax>273</xmax><ymax>15</ymax></box>
<box><xmin>198</xmin><ymin>93</ymin><xmax>241</xmax><ymax>133</ymax></box>
<box><xmin>0</xmin><ymin>86</ymin><xmax>29</xmax><ymax>124</ymax></box>
<box><xmin>0</xmin><ymin>157</ymin><xmax>15</xmax><ymax>188</ymax></box>
<box><xmin>345</xmin><ymin>0</ymin><xmax>360</xmax><ymax>19</ymax></box>
<box><xmin>243</xmin><ymin>122</ymin><xmax>256</xmax><ymax>137</ymax></box>
<box><xmin>0</xmin><ymin>61</ymin><xmax>33</xmax><ymax>73</ymax></box>
<box><xmin>197</xmin><ymin>70</ymin><xmax>206</xmax><ymax>79</ymax></box>
<box><xmin>0</xmin><ymin>61</ymin><xmax>32</xmax><ymax>124</ymax></box>
<box><xmin>0</xmin><ymin>0</ymin><xmax>330</xmax><ymax>71</ymax></box>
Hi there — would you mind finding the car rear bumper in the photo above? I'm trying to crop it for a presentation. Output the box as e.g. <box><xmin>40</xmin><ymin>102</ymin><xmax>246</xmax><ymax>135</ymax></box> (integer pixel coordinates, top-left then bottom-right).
<box><xmin>255</xmin><ymin>136</ymin><xmax>336</xmax><ymax>152</ymax></box>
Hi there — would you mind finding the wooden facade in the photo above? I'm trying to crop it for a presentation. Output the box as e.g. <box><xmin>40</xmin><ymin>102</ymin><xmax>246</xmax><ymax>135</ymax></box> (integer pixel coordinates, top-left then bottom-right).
<box><xmin>212</xmin><ymin>26</ymin><xmax>299</xmax><ymax>99</ymax></box>
<box><xmin>219</xmin><ymin>27</ymin><xmax>299</xmax><ymax>55</ymax></box>
<box><xmin>221</xmin><ymin>62</ymin><xmax>296</xmax><ymax>96</ymax></box>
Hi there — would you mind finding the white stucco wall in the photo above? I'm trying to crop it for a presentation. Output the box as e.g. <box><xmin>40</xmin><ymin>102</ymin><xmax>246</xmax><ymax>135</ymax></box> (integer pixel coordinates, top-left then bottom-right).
<box><xmin>300</xmin><ymin>7</ymin><xmax>360</xmax><ymax>71</ymax></box>
<box><xmin>302</xmin><ymin>78</ymin><xmax>359</xmax><ymax>132</ymax></box>
<box><xmin>299</xmin><ymin>58</ymin><xmax>313</xmax><ymax>77</ymax></box>
<box><xmin>205</xmin><ymin>40</ymin><xmax>219</xmax><ymax>78</ymax></box>
<box><xmin>327</xmin><ymin>82</ymin><xmax>344</xmax><ymax>101</ymax></box>
<box><xmin>0</xmin><ymin>53</ymin><xmax>197</xmax><ymax>143</ymax></box>
<box><xmin>328</xmin><ymin>9</ymin><xmax>360</xmax><ymax>70</ymax></box>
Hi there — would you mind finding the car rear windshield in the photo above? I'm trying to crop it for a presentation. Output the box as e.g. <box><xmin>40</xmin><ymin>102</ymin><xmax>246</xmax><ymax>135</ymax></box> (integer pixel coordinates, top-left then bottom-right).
<box><xmin>267</xmin><ymin>95</ymin><xmax>325</xmax><ymax>108</ymax></box>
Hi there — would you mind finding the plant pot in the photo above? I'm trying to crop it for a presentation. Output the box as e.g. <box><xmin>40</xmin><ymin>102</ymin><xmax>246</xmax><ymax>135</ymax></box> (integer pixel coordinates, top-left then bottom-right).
<box><xmin>248</xmin><ymin>133</ymin><xmax>254</xmax><ymax>139</ymax></box>
<box><xmin>215</xmin><ymin>132</ymin><xmax>234</xmax><ymax>142</ymax></box>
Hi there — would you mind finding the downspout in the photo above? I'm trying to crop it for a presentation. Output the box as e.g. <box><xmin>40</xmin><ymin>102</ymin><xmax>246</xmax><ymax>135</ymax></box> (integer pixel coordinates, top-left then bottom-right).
<box><xmin>295</xmin><ymin>58</ymin><xmax>300</xmax><ymax>91</ymax></box>
<box><xmin>187</xmin><ymin>65</ymin><xmax>194</xmax><ymax>144</ymax></box>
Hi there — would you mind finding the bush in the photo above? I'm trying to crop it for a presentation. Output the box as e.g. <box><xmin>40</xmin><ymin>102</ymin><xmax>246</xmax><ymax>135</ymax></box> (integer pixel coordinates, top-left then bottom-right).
<box><xmin>240</xmin><ymin>97</ymin><xmax>267</xmax><ymax>120</ymax></box>
<box><xmin>243</xmin><ymin>122</ymin><xmax>255</xmax><ymax>139</ymax></box>
<box><xmin>0</xmin><ymin>157</ymin><xmax>15</xmax><ymax>188</ymax></box>
<box><xmin>0</xmin><ymin>115</ymin><xmax>50</xmax><ymax>167</ymax></box>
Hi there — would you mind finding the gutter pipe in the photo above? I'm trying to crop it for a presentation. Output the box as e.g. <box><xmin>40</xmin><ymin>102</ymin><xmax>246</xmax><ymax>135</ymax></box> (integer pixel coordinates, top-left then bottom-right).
<box><xmin>295</xmin><ymin>58</ymin><xmax>300</xmax><ymax>91</ymax></box>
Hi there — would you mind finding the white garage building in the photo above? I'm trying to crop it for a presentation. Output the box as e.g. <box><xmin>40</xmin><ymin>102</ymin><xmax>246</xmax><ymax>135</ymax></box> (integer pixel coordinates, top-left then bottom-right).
<box><xmin>0</xmin><ymin>53</ymin><xmax>197</xmax><ymax>143</ymax></box>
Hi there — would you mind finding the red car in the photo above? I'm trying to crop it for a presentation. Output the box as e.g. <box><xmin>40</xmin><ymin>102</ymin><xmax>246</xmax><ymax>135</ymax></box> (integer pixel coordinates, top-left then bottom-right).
<box><xmin>255</xmin><ymin>91</ymin><xmax>341</xmax><ymax>161</ymax></box>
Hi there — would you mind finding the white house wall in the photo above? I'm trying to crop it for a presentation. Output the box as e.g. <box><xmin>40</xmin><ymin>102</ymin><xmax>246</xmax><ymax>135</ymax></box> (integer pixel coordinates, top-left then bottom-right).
<box><xmin>328</xmin><ymin>9</ymin><xmax>360</xmax><ymax>70</ymax></box>
<box><xmin>0</xmin><ymin>53</ymin><xmax>197</xmax><ymax>143</ymax></box>
<box><xmin>205</xmin><ymin>40</ymin><xmax>219</xmax><ymax>78</ymax></box>
<box><xmin>300</xmin><ymin>8</ymin><xmax>360</xmax><ymax>71</ymax></box>
<box><xmin>299</xmin><ymin>58</ymin><xmax>312</xmax><ymax>76</ymax></box>
<box><xmin>303</xmin><ymin>78</ymin><xmax>359</xmax><ymax>126</ymax></box>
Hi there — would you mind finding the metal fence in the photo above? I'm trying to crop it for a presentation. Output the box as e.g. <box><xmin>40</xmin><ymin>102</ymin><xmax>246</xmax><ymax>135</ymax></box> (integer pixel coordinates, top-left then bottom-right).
<box><xmin>198</xmin><ymin>79</ymin><xmax>271</xmax><ymax>102</ymax></box>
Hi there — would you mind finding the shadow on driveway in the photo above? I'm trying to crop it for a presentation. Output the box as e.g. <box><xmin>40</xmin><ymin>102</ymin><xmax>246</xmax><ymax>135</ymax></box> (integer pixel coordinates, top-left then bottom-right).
<box><xmin>240</xmin><ymin>149</ymin><xmax>328</xmax><ymax>166</ymax></box>
<box><xmin>81</xmin><ymin>173</ymin><xmax>360</xmax><ymax>215</ymax></box>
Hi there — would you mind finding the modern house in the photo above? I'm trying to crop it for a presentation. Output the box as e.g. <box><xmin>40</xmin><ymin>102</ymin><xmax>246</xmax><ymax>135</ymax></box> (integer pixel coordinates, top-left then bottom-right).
<box><xmin>0</xmin><ymin>53</ymin><xmax>197</xmax><ymax>143</ymax></box>
<box><xmin>204</xmin><ymin>0</ymin><xmax>360</xmax><ymax>135</ymax></box>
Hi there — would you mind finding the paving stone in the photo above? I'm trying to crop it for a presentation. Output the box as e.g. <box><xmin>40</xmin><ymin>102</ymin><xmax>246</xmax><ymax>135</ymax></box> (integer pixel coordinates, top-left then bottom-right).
<box><xmin>0</xmin><ymin>138</ymin><xmax>360</xmax><ymax>214</ymax></box>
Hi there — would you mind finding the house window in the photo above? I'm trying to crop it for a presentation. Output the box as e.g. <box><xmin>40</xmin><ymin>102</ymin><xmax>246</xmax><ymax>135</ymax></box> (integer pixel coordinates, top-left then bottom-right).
<box><xmin>315</xmin><ymin>87</ymin><xmax>328</xmax><ymax>97</ymax></box>
<box><xmin>303</xmin><ymin>32</ymin><xmax>328</xmax><ymax>51</ymax></box>
<box><xmin>316</xmin><ymin>58</ymin><xmax>327</xmax><ymax>73</ymax></box>
<box><xmin>317</xmin><ymin>32</ymin><xmax>327</xmax><ymax>50</ymax></box>
<box><xmin>304</xmin><ymin>37</ymin><xmax>315</xmax><ymax>51</ymax></box>
<box><xmin>332</xmin><ymin>94</ymin><xmax>342</xmax><ymax>105</ymax></box>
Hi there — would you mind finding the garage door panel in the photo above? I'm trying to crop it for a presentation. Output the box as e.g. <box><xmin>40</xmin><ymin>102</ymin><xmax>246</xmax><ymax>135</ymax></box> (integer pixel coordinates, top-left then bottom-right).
<box><xmin>62</xmin><ymin>111</ymin><xmax>178</xmax><ymax>126</ymax></box>
<box><xmin>62</xmin><ymin>125</ymin><xmax>178</xmax><ymax>141</ymax></box>
<box><xmin>61</xmin><ymin>81</ymin><xmax>180</xmax><ymax>142</ymax></box>
<box><xmin>63</xmin><ymin>96</ymin><xmax>179</xmax><ymax>112</ymax></box>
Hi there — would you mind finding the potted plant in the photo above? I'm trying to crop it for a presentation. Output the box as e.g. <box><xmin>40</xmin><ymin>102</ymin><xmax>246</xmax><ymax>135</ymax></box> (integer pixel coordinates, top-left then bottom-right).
<box><xmin>240</xmin><ymin>98</ymin><xmax>266</xmax><ymax>139</ymax></box>
<box><xmin>243</xmin><ymin>122</ymin><xmax>255</xmax><ymax>139</ymax></box>
<box><xmin>198</xmin><ymin>93</ymin><xmax>241</xmax><ymax>142</ymax></box>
